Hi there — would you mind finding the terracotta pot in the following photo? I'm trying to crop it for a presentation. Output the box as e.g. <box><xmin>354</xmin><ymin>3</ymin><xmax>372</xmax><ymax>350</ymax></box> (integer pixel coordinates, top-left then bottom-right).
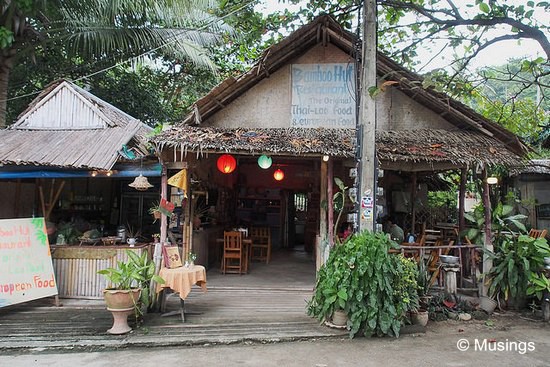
<box><xmin>411</xmin><ymin>310</ymin><xmax>429</xmax><ymax>326</ymax></box>
<box><xmin>103</xmin><ymin>288</ymin><xmax>141</xmax><ymax>310</ymax></box>
<box><xmin>153</xmin><ymin>210</ymin><xmax>161</xmax><ymax>220</ymax></box>
<box><xmin>103</xmin><ymin>288</ymin><xmax>141</xmax><ymax>335</ymax></box>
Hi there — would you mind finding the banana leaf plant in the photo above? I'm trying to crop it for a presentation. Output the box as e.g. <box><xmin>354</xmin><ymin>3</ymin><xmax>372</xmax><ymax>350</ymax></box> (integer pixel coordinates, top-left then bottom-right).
<box><xmin>485</xmin><ymin>235</ymin><xmax>550</xmax><ymax>303</ymax></box>
<box><xmin>464</xmin><ymin>202</ymin><xmax>527</xmax><ymax>245</ymax></box>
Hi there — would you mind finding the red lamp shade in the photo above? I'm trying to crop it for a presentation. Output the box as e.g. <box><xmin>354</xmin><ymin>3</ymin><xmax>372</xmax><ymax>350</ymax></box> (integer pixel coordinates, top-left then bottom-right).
<box><xmin>217</xmin><ymin>154</ymin><xmax>237</xmax><ymax>174</ymax></box>
<box><xmin>273</xmin><ymin>168</ymin><xmax>284</xmax><ymax>181</ymax></box>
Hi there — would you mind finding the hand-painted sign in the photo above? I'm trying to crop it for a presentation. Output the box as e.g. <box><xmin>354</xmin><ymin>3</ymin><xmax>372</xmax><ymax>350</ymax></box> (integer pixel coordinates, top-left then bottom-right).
<box><xmin>0</xmin><ymin>218</ymin><xmax>58</xmax><ymax>308</ymax></box>
<box><xmin>291</xmin><ymin>63</ymin><xmax>356</xmax><ymax>128</ymax></box>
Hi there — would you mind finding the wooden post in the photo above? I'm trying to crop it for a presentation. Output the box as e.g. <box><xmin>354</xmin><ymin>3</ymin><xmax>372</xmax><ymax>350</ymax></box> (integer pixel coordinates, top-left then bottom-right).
<box><xmin>458</xmin><ymin>167</ymin><xmax>467</xmax><ymax>239</ymax></box>
<box><xmin>327</xmin><ymin>158</ymin><xmax>334</xmax><ymax>246</ymax></box>
<box><xmin>160</xmin><ymin>165</ymin><xmax>168</xmax><ymax>244</ymax></box>
<box><xmin>410</xmin><ymin>172</ymin><xmax>417</xmax><ymax>234</ymax></box>
<box><xmin>45</xmin><ymin>180</ymin><xmax>65</xmax><ymax>220</ymax></box>
<box><xmin>358</xmin><ymin>0</ymin><xmax>377</xmax><ymax>232</ymax></box>
<box><xmin>319</xmin><ymin>159</ymin><xmax>328</xmax><ymax>266</ymax></box>
<box><xmin>481</xmin><ymin>167</ymin><xmax>493</xmax><ymax>297</ymax></box>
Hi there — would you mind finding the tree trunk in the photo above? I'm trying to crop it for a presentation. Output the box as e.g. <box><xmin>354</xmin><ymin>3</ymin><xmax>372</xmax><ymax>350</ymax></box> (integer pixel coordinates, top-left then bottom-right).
<box><xmin>0</xmin><ymin>55</ymin><xmax>14</xmax><ymax>128</ymax></box>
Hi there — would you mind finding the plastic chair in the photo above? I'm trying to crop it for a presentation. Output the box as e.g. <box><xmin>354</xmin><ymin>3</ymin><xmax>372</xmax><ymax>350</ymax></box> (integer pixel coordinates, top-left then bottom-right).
<box><xmin>222</xmin><ymin>231</ymin><xmax>245</xmax><ymax>274</ymax></box>
<box><xmin>250</xmin><ymin>227</ymin><xmax>271</xmax><ymax>264</ymax></box>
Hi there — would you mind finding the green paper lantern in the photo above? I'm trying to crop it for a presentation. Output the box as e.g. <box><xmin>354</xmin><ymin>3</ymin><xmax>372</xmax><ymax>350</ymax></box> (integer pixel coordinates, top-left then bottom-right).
<box><xmin>257</xmin><ymin>155</ymin><xmax>272</xmax><ymax>169</ymax></box>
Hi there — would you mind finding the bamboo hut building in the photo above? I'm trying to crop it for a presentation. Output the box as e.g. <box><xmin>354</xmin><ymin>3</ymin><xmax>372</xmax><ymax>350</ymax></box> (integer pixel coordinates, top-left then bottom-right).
<box><xmin>511</xmin><ymin>159</ymin><xmax>550</xmax><ymax>233</ymax></box>
<box><xmin>151</xmin><ymin>15</ymin><xmax>528</xmax><ymax>276</ymax></box>
<box><xmin>0</xmin><ymin>80</ymin><xmax>160</xmax><ymax>299</ymax></box>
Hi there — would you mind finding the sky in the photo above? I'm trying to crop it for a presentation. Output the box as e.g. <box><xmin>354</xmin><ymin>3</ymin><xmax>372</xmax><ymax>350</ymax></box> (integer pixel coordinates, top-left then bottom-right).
<box><xmin>255</xmin><ymin>0</ymin><xmax>546</xmax><ymax>71</ymax></box>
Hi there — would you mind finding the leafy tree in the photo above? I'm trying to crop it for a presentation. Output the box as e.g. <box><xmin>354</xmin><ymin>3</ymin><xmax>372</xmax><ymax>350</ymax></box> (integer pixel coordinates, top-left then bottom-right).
<box><xmin>1</xmin><ymin>0</ymin><xmax>231</xmax><ymax>127</ymax></box>
<box><xmin>288</xmin><ymin>0</ymin><xmax>550</xmax><ymax>113</ymax></box>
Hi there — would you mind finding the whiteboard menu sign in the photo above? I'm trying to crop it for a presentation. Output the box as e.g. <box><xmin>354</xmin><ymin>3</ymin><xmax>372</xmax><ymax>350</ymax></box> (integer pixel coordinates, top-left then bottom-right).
<box><xmin>0</xmin><ymin>218</ymin><xmax>58</xmax><ymax>308</ymax></box>
<box><xmin>291</xmin><ymin>63</ymin><xmax>356</xmax><ymax>128</ymax></box>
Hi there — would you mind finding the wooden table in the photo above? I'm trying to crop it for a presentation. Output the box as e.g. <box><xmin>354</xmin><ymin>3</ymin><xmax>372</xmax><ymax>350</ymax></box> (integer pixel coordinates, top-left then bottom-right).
<box><xmin>156</xmin><ymin>265</ymin><xmax>207</xmax><ymax>321</ymax></box>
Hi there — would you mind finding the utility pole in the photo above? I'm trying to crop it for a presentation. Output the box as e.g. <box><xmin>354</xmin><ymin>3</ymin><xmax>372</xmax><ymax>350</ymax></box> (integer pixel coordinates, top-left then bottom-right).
<box><xmin>357</xmin><ymin>0</ymin><xmax>377</xmax><ymax>232</ymax></box>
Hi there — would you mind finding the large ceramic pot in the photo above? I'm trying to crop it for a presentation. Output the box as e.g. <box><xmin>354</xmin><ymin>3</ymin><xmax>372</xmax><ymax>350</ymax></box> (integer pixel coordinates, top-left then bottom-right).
<box><xmin>103</xmin><ymin>288</ymin><xmax>141</xmax><ymax>334</ymax></box>
<box><xmin>331</xmin><ymin>309</ymin><xmax>348</xmax><ymax>327</ymax></box>
<box><xmin>411</xmin><ymin>310</ymin><xmax>429</xmax><ymax>327</ymax></box>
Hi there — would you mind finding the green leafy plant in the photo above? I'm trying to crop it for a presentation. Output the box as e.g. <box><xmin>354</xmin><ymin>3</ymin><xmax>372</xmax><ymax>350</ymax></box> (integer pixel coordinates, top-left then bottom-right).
<box><xmin>148</xmin><ymin>201</ymin><xmax>161</xmax><ymax>215</ymax></box>
<box><xmin>332</xmin><ymin>177</ymin><xmax>356</xmax><ymax>244</ymax></box>
<box><xmin>464</xmin><ymin>201</ymin><xmax>527</xmax><ymax>245</ymax></box>
<box><xmin>416</xmin><ymin>258</ymin><xmax>430</xmax><ymax>298</ymax></box>
<box><xmin>485</xmin><ymin>235</ymin><xmax>550</xmax><ymax>303</ymax></box>
<box><xmin>56</xmin><ymin>222</ymin><xmax>82</xmax><ymax>244</ymax></box>
<box><xmin>527</xmin><ymin>272</ymin><xmax>550</xmax><ymax>301</ymax></box>
<box><xmin>396</xmin><ymin>256</ymin><xmax>420</xmax><ymax>313</ymax></box>
<box><xmin>98</xmin><ymin>250</ymin><xmax>165</xmax><ymax>311</ymax></box>
<box><xmin>307</xmin><ymin>230</ymin><xmax>410</xmax><ymax>338</ymax></box>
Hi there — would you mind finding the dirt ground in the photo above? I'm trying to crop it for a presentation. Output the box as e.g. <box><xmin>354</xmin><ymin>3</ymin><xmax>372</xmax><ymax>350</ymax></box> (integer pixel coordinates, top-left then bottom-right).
<box><xmin>1</xmin><ymin>312</ymin><xmax>548</xmax><ymax>367</ymax></box>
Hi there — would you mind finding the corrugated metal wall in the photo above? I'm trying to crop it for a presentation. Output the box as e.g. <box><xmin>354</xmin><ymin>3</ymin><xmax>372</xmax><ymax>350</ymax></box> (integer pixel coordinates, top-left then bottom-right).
<box><xmin>52</xmin><ymin>247</ymin><xmax>149</xmax><ymax>299</ymax></box>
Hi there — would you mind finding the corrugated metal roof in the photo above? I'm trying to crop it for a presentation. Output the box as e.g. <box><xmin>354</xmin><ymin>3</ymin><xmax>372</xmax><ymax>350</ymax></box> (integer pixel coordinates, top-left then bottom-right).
<box><xmin>0</xmin><ymin>80</ymin><xmax>151</xmax><ymax>170</ymax></box>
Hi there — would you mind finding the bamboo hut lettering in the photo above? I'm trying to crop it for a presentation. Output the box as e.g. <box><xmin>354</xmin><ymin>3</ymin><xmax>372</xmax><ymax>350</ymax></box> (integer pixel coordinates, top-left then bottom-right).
<box><xmin>291</xmin><ymin>63</ymin><xmax>356</xmax><ymax>128</ymax></box>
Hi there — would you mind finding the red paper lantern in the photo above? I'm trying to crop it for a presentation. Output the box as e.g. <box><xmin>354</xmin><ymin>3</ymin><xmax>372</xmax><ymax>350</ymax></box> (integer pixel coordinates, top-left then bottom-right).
<box><xmin>217</xmin><ymin>154</ymin><xmax>237</xmax><ymax>174</ymax></box>
<box><xmin>273</xmin><ymin>168</ymin><xmax>284</xmax><ymax>181</ymax></box>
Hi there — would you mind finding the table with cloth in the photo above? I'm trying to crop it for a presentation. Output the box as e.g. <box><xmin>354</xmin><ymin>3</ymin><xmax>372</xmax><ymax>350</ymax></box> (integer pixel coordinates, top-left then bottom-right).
<box><xmin>156</xmin><ymin>265</ymin><xmax>207</xmax><ymax>322</ymax></box>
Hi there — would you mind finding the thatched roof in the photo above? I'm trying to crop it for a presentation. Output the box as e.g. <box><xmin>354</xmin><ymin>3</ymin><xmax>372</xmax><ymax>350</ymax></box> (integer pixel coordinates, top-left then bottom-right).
<box><xmin>172</xmin><ymin>15</ymin><xmax>527</xmax><ymax>159</ymax></box>
<box><xmin>0</xmin><ymin>80</ymin><xmax>152</xmax><ymax>170</ymax></box>
<box><xmin>152</xmin><ymin>126</ymin><xmax>356</xmax><ymax>157</ymax></box>
<box><xmin>511</xmin><ymin>159</ymin><xmax>550</xmax><ymax>176</ymax></box>
<box><xmin>152</xmin><ymin>126</ymin><xmax>524</xmax><ymax>170</ymax></box>
<box><xmin>377</xmin><ymin>129</ymin><xmax>524</xmax><ymax>171</ymax></box>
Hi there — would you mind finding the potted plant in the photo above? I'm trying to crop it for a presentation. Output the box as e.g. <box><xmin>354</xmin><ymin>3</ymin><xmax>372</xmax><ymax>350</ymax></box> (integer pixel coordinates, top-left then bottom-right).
<box><xmin>98</xmin><ymin>250</ymin><xmax>164</xmax><ymax>334</ymax></box>
<box><xmin>417</xmin><ymin>259</ymin><xmax>432</xmax><ymax>308</ymax></box>
<box><xmin>307</xmin><ymin>230</ymin><xmax>413</xmax><ymax>337</ymax></box>
<box><xmin>148</xmin><ymin>201</ymin><xmax>163</xmax><ymax>223</ymax></box>
<box><xmin>125</xmin><ymin>224</ymin><xmax>141</xmax><ymax>247</ymax></box>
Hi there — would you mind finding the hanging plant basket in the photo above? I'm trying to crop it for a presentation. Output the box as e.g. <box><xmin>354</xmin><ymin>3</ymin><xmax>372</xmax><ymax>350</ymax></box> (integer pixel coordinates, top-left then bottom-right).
<box><xmin>153</xmin><ymin>210</ymin><xmax>161</xmax><ymax>220</ymax></box>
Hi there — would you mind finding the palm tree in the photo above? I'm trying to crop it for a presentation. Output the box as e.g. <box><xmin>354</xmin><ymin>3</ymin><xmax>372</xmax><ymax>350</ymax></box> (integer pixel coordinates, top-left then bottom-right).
<box><xmin>0</xmin><ymin>0</ymin><xmax>231</xmax><ymax>127</ymax></box>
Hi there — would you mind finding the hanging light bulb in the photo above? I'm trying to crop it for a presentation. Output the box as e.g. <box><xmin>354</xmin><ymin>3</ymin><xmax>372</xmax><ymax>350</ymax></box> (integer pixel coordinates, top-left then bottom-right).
<box><xmin>257</xmin><ymin>155</ymin><xmax>272</xmax><ymax>169</ymax></box>
<box><xmin>322</xmin><ymin>155</ymin><xmax>330</xmax><ymax>162</ymax></box>
<box><xmin>273</xmin><ymin>168</ymin><xmax>285</xmax><ymax>181</ymax></box>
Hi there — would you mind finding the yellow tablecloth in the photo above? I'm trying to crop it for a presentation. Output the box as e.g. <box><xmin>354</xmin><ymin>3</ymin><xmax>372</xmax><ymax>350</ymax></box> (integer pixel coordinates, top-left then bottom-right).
<box><xmin>156</xmin><ymin>265</ymin><xmax>207</xmax><ymax>300</ymax></box>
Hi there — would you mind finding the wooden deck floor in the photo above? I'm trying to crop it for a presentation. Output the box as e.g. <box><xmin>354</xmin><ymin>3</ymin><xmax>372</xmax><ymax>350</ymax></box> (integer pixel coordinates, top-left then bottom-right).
<box><xmin>0</xmin><ymin>247</ymin><xmax>348</xmax><ymax>353</ymax></box>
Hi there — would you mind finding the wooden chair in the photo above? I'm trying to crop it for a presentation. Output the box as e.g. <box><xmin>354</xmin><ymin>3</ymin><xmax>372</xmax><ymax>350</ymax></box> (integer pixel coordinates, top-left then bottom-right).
<box><xmin>250</xmin><ymin>227</ymin><xmax>271</xmax><ymax>264</ymax></box>
<box><xmin>427</xmin><ymin>240</ymin><xmax>455</xmax><ymax>286</ymax></box>
<box><xmin>402</xmin><ymin>233</ymin><xmax>426</xmax><ymax>261</ymax></box>
<box><xmin>222</xmin><ymin>231</ymin><xmax>246</xmax><ymax>274</ymax></box>
<box><xmin>528</xmin><ymin>228</ymin><xmax>548</xmax><ymax>239</ymax></box>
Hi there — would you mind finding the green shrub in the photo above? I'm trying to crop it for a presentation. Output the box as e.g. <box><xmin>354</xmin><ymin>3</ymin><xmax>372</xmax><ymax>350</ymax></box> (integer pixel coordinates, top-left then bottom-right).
<box><xmin>307</xmin><ymin>230</ymin><xmax>412</xmax><ymax>338</ymax></box>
